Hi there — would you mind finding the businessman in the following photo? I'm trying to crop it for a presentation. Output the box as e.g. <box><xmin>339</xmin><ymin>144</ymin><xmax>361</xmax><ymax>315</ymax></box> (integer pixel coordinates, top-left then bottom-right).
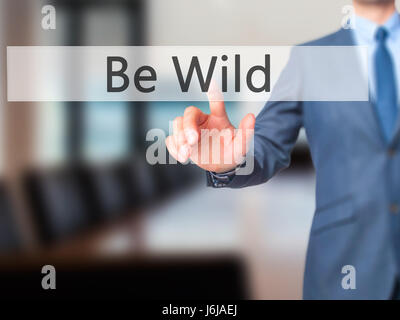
<box><xmin>166</xmin><ymin>0</ymin><xmax>400</xmax><ymax>299</ymax></box>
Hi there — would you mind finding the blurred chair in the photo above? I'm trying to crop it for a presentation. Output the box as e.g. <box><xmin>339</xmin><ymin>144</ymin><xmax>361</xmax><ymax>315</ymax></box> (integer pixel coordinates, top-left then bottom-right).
<box><xmin>119</xmin><ymin>157</ymin><xmax>205</xmax><ymax>208</ymax></box>
<box><xmin>117</xmin><ymin>157</ymin><xmax>200</xmax><ymax>204</ymax></box>
<box><xmin>24</xmin><ymin>168</ymin><xmax>91</xmax><ymax>243</ymax></box>
<box><xmin>117</xmin><ymin>157</ymin><xmax>160</xmax><ymax>208</ymax></box>
<box><xmin>76</xmin><ymin>163</ymin><xmax>130</xmax><ymax>222</ymax></box>
<box><xmin>0</xmin><ymin>182</ymin><xmax>21</xmax><ymax>253</ymax></box>
<box><xmin>154</xmin><ymin>163</ymin><xmax>191</xmax><ymax>195</ymax></box>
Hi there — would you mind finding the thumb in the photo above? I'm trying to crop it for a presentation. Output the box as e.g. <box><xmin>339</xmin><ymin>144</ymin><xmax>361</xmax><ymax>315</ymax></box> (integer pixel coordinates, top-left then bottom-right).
<box><xmin>239</xmin><ymin>113</ymin><xmax>256</xmax><ymax>132</ymax></box>
<box><xmin>233</xmin><ymin>113</ymin><xmax>256</xmax><ymax>163</ymax></box>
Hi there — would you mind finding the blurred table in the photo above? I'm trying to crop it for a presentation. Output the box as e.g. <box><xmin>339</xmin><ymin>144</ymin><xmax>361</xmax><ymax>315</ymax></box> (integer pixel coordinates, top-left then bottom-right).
<box><xmin>0</xmin><ymin>169</ymin><xmax>315</xmax><ymax>299</ymax></box>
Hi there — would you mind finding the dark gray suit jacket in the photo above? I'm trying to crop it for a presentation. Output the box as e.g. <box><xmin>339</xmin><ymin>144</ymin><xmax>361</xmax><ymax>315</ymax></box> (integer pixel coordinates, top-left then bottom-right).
<box><xmin>210</xmin><ymin>28</ymin><xmax>400</xmax><ymax>299</ymax></box>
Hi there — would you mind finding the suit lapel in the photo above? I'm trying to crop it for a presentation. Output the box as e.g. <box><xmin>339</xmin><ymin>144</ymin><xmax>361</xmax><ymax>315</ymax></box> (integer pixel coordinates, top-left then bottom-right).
<box><xmin>389</xmin><ymin>114</ymin><xmax>400</xmax><ymax>147</ymax></box>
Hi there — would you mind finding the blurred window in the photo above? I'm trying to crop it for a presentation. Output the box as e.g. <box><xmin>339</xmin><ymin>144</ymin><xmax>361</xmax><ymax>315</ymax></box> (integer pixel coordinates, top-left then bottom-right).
<box><xmin>35</xmin><ymin>102</ymin><xmax>67</xmax><ymax>166</ymax></box>
<box><xmin>83</xmin><ymin>102</ymin><xmax>130</xmax><ymax>162</ymax></box>
<box><xmin>81</xmin><ymin>6</ymin><xmax>131</xmax><ymax>162</ymax></box>
<box><xmin>33</xmin><ymin>3</ymin><xmax>69</xmax><ymax>166</ymax></box>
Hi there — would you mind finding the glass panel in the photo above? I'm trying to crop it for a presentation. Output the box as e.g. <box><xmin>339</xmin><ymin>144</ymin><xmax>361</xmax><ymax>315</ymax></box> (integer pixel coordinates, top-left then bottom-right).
<box><xmin>147</xmin><ymin>101</ymin><xmax>242</xmax><ymax>133</ymax></box>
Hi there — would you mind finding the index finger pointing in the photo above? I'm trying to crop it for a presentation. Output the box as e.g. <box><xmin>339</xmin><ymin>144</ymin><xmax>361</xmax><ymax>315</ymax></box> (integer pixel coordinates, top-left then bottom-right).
<box><xmin>207</xmin><ymin>79</ymin><xmax>227</xmax><ymax>118</ymax></box>
<box><xmin>183</xmin><ymin>106</ymin><xmax>208</xmax><ymax>145</ymax></box>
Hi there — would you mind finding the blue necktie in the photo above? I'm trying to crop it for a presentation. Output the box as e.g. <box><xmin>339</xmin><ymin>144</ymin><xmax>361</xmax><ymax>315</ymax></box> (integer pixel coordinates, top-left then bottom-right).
<box><xmin>374</xmin><ymin>27</ymin><xmax>398</xmax><ymax>142</ymax></box>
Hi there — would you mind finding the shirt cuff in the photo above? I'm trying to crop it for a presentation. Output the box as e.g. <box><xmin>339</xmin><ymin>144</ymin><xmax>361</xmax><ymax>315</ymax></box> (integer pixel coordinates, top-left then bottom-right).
<box><xmin>206</xmin><ymin>163</ymin><xmax>245</xmax><ymax>188</ymax></box>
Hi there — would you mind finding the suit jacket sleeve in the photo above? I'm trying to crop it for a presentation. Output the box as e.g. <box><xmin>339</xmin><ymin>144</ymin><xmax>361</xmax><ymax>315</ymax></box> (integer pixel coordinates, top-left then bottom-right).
<box><xmin>207</xmin><ymin>49</ymin><xmax>304</xmax><ymax>189</ymax></box>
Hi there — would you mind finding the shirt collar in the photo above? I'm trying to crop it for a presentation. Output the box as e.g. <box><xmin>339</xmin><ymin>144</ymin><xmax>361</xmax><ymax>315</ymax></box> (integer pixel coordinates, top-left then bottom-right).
<box><xmin>354</xmin><ymin>11</ymin><xmax>400</xmax><ymax>43</ymax></box>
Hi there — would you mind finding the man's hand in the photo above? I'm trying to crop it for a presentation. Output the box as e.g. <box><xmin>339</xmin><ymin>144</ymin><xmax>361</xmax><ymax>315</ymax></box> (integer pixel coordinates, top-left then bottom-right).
<box><xmin>166</xmin><ymin>83</ymin><xmax>255</xmax><ymax>173</ymax></box>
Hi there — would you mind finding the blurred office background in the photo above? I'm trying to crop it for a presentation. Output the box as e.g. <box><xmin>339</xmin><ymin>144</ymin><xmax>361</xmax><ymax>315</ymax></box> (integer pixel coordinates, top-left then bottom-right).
<box><xmin>0</xmin><ymin>0</ymin><xmax>382</xmax><ymax>299</ymax></box>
